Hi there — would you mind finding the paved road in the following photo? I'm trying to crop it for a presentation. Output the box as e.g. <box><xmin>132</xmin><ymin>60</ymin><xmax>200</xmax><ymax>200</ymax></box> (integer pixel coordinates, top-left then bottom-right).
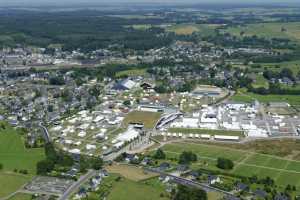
<box><xmin>39</xmin><ymin>122</ymin><xmax>51</xmax><ymax>143</ymax></box>
<box><xmin>59</xmin><ymin>170</ymin><xmax>96</xmax><ymax>200</ymax></box>
<box><xmin>146</xmin><ymin>168</ymin><xmax>236</xmax><ymax>198</ymax></box>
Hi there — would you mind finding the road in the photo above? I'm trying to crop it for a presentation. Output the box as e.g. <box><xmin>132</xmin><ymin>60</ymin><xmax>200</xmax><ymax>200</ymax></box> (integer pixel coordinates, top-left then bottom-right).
<box><xmin>39</xmin><ymin>122</ymin><xmax>51</xmax><ymax>143</ymax></box>
<box><xmin>58</xmin><ymin>170</ymin><xmax>96</xmax><ymax>200</ymax></box>
<box><xmin>146</xmin><ymin>168</ymin><xmax>236</xmax><ymax>198</ymax></box>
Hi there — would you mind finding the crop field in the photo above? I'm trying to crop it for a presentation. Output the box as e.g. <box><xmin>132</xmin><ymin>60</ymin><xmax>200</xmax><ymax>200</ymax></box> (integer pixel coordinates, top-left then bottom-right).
<box><xmin>166</xmin><ymin>23</ymin><xmax>218</xmax><ymax>36</ymax></box>
<box><xmin>123</xmin><ymin>111</ymin><xmax>162</xmax><ymax>129</ymax></box>
<box><xmin>0</xmin><ymin>126</ymin><xmax>45</xmax><ymax>173</ymax></box>
<box><xmin>168</xmin><ymin>128</ymin><xmax>244</xmax><ymax>137</ymax></box>
<box><xmin>225</xmin><ymin>22</ymin><xmax>300</xmax><ymax>43</ymax></box>
<box><xmin>161</xmin><ymin>142</ymin><xmax>300</xmax><ymax>188</ymax></box>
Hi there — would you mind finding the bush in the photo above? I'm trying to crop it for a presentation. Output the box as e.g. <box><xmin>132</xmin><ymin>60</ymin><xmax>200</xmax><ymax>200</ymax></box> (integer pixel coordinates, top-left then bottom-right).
<box><xmin>216</xmin><ymin>158</ymin><xmax>234</xmax><ymax>170</ymax></box>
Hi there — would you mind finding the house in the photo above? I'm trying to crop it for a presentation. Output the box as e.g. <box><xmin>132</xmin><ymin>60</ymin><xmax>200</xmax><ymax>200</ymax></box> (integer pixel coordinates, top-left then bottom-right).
<box><xmin>140</xmin><ymin>82</ymin><xmax>154</xmax><ymax>90</ymax></box>
<box><xmin>274</xmin><ymin>193</ymin><xmax>289</xmax><ymax>200</ymax></box>
<box><xmin>187</xmin><ymin>170</ymin><xmax>200</xmax><ymax>180</ymax></box>
<box><xmin>113</xmin><ymin>79</ymin><xmax>137</xmax><ymax>90</ymax></box>
<box><xmin>176</xmin><ymin>164</ymin><xmax>189</xmax><ymax>173</ymax></box>
<box><xmin>235</xmin><ymin>182</ymin><xmax>249</xmax><ymax>192</ymax></box>
<box><xmin>159</xmin><ymin>162</ymin><xmax>171</xmax><ymax>171</ymax></box>
<box><xmin>254</xmin><ymin>189</ymin><xmax>268</xmax><ymax>199</ymax></box>
<box><xmin>141</xmin><ymin>157</ymin><xmax>152</xmax><ymax>166</ymax></box>
<box><xmin>207</xmin><ymin>175</ymin><xmax>221</xmax><ymax>185</ymax></box>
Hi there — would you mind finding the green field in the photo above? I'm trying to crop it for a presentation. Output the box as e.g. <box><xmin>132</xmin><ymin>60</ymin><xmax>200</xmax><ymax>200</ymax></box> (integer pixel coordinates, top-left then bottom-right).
<box><xmin>225</xmin><ymin>22</ymin><xmax>300</xmax><ymax>43</ymax></box>
<box><xmin>115</xmin><ymin>69</ymin><xmax>147</xmax><ymax>78</ymax></box>
<box><xmin>161</xmin><ymin>142</ymin><xmax>300</xmax><ymax>189</ymax></box>
<box><xmin>7</xmin><ymin>192</ymin><xmax>32</xmax><ymax>200</ymax></box>
<box><xmin>166</xmin><ymin>23</ymin><xmax>218</xmax><ymax>36</ymax></box>
<box><xmin>108</xmin><ymin>178</ymin><xmax>168</xmax><ymax>200</ymax></box>
<box><xmin>230</xmin><ymin>89</ymin><xmax>300</xmax><ymax>105</ymax></box>
<box><xmin>168</xmin><ymin>128</ymin><xmax>244</xmax><ymax>137</ymax></box>
<box><xmin>0</xmin><ymin>173</ymin><xmax>31</xmax><ymax>198</ymax></box>
<box><xmin>0</xmin><ymin>124</ymin><xmax>45</xmax><ymax>198</ymax></box>
<box><xmin>0</xmin><ymin>127</ymin><xmax>45</xmax><ymax>173</ymax></box>
<box><xmin>123</xmin><ymin>111</ymin><xmax>162</xmax><ymax>129</ymax></box>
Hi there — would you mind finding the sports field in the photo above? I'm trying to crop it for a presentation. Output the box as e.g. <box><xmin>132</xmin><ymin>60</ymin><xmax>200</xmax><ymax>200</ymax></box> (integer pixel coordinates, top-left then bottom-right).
<box><xmin>123</xmin><ymin>111</ymin><xmax>162</xmax><ymax>129</ymax></box>
<box><xmin>115</xmin><ymin>69</ymin><xmax>147</xmax><ymax>78</ymax></box>
<box><xmin>161</xmin><ymin>142</ymin><xmax>300</xmax><ymax>188</ymax></box>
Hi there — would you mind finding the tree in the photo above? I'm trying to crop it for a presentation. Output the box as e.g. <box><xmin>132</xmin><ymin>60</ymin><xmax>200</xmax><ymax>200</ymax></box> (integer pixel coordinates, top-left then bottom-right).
<box><xmin>123</xmin><ymin>100</ymin><xmax>131</xmax><ymax>106</ymax></box>
<box><xmin>216</xmin><ymin>158</ymin><xmax>234</xmax><ymax>170</ymax></box>
<box><xmin>37</xmin><ymin>159</ymin><xmax>54</xmax><ymax>175</ymax></box>
<box><xmin>0</xmin><ymin>163</ymin><xmax>3</xmax><ymax>170</ymax></box>
<box><xmin>173</xmin><ymin>185</ymin><xmax>207</xmax><ymax>200</ymax></box>
<box><xmin>153</xmin><ymin>149</ymin><xmax>166</xmax><ymax>159</ymax></box>
<box><xmin>178</xmin><ymin>151</ymin><xmax>197</xmax><ymax>165</ymax></box>
<box><xmin>90</xmin><ymin>157</ymin><xmax>103</xmax><ymax>170</ymax></box>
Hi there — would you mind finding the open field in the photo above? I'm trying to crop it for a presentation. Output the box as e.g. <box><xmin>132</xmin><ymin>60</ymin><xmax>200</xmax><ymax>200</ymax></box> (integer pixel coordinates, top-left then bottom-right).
<box><xmin>123</xmin><ymin>111</ymin><xmax>162</xmax><ymax>129</ymax></box>
<box><xmin>168</xmin><ymin>128</ymin><xmax>244</xmax><ymax>137</ymax></box>
<box><xmin>251</xmin><ymin>74</ymin><xmax>269</xmax><ymax>89</ymax></box>
<box><xmin>105</xmin><ymin>164</ymin><xmax>158</xmax><ymax>181</ymax></box>
<box><xmin>230</xmin><ymin>89</ymin><xmax>300</xmax><ymax>105</ymax></box>
<box><xmin>225</xmin><ymin>22</ymin><xmax>300</xmax><ymax>43</ymax></box>
<box><xmin>161</xmin><ymin>141</ymin><xmax>300</xmax><ymax>188</ymax></box>
<box><xmin>166</xmin><ymin>23</ymin><xmax>218</xmax><ymax>36</ymax></box>
<box><xmin>7</xmin><ymin>193</ymin><xmax>32</xmax><ymax>200</ymax></box>
<box><xmin>0</xmin><ymin>173</ymin><xmax>31</xmax><ymax>198</ymax></box>
<box><xmin>107</xmin><ymin>178</ymin><xmax>169</xmax><ymax>200</ymax></box>
<box><xmin>115</xmin><ymin>69</ymin><xmax>147</xmax><ymax>78</ymax></box>
<box><xmin>0</xmin><ymin>127</ymin><xmax>45</xmax><ymax>173</ymax></box>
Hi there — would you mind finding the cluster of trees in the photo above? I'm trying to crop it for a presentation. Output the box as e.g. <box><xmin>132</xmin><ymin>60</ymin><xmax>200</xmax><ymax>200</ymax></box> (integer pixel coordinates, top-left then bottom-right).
<box><xmin>37</xmin><ymin>143</ymin><xmax>74</xmax><ymax>175</ymax></box>
<box><xmin>178</xmin><ymin>151</ymin><xmax>197</xmax><ymax>165</ymax></box>
<box><xmin>263</xmin><ymin>68</ymin><xmax>295</xmax><ymax>81</ymax></box>
<box><xmin>248</xmin><ymin>83</ymin><xmax>300</xmax><ymax>95</ymax></box>
<box><xmin>153</xmin><ymin>148</ymin><xmax>166</xmax><ymax>160</ymax></box>
<box><xmin>172</xmin><ymin>185</ymin><xmax>207</xmax><ymax>200</ymax></box>
<box><xmin>0</xmin><ymin>10</ymin><xmax>175</xmax><ymax>52</ymax></box>
<box><xmin>216</xmin><ymin>157</ymin><xmax>234</xmax><ymax>170</ymax></box>
<box><xmin>49</xmin><ymin>75</ymin><xmax>65</xmax><ymax>85</ymax></box>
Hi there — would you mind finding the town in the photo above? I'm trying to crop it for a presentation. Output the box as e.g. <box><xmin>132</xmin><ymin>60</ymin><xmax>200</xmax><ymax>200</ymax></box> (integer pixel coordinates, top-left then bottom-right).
<box><xmin>1</xmin><ymin>2</ymin><xmax>300</xmax><ymax>200</ymax></box>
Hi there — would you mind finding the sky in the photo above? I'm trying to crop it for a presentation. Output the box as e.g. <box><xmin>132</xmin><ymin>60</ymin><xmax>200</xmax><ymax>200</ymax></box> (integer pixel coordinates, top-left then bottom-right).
<box><xmin>0</xmin><ymin>0</ymin><xmax>299</xmax><ymax>7</ymax></box>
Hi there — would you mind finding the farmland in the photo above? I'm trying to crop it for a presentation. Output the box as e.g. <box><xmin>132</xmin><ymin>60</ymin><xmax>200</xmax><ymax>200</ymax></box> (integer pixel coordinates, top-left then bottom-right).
<box><xmin>160</xmin><ymin>142</ymin><xmax>300</xmax><ymax>188</ymax></box>
<box><xmin>166</xmin><ymin>23</ymin><xmax>218</xmax><ymax>36</ymax></box>
<box><xmin>123</xmin><ymin>111</ymin><xmax>162</xmax><ymax>129</ymax></box>
<box><xmin>115</xmin><ymin>69</ymin><xmax>147</xmax><ymax>78</ymax></box>
<box><xmin>224</xmin><ymin>22</ymin><xmax>300</xmax><ymax>43</ymax></box>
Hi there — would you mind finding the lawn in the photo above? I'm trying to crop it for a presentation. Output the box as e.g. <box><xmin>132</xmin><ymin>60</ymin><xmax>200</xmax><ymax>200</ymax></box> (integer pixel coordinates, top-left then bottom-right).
<box><xmin>160</xmin><ymin>142</ymin><xmax>300</xmax><ymax>189</ymax></box>
<box><xmin>123</xmin><ymin>111</ymin><xmax>162</xmax><ymax>129</ymax></box>
<box><xmin>0</xmin><ymin>127</ymin><xmax>45</xmax><ymax>173</ymax></box>
<box><xmin>168</xmin><ymin>128</ymin><xmax>244</xmax><ymax>137</ymax></box>
<box><xmin>105</xmin><ymin>164</ymin><xmax>158</xmax><ymax>181</ymax></box>
<box><xmin>0</xmin><ymin>173</ymin><xmax>31</xmax><ymax>198</ymax></box>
